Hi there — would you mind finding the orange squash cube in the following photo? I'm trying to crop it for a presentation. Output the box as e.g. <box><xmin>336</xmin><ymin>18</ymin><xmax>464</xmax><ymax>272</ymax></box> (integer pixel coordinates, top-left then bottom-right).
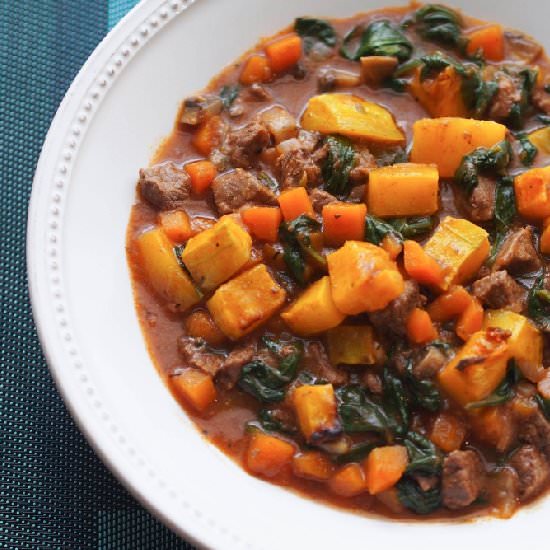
<box><xmin>293</xmin><ymin>384</ymin><xmax>340</xmax><ymax>443</ymax></box>
<box><xmin>514</xmin><ymin>166</ymin><xmax>550</xmax><ymax>219</ymax></box>
<box><xmin>363</xmin><ymin>445</ymin><xmax>408</xmax><ymax>495</ymax></box>
<box><xmin>246</xmin><ymin>432</ymin><xmax>295</xmax><ymax>478</ymax></box>
<box><xmin>329</xmin><ymin>463</ymin><xmax>368</xmax><ymax>497</ymax></box>
<box><xmin>292</xmin><ymin>451</ymin><xmax>334</xmax><ymax>481</ymax></box>
<box><xmin>169</xmin><ymin>369</ymin><xmax>216</xmax><ymax>413</ymax></box>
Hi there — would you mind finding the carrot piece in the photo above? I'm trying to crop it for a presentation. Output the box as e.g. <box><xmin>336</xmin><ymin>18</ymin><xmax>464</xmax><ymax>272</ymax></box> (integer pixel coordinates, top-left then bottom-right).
<box><xmin>429</xmin><ymin>412</ymin><xmax>466</xmax><ymax>452</ymax></box>
<box><xmin>240</xmin><ymin>54</ymin><xmax>272</xmax><ymax>85</ymax></box>
<box><xmin>241</xmin><ymin>206</ymin><xmax>282</xmax><ymax>243</ymax></box>
<box><xmin>363</xmin><ymin>445</ymin><xmax>408</xmax><ymax>495</ymax></box>
<box><xmin>427</xmin><ymin>285</ymin><xmax>472</xmax><ymax>322</ymax></box>
<box><xmin>246</xmin><ymin>431</ymin><xmax>295</xmax><ymax>478</ymax></box>
<box><xmin>403</xmin><ymin>240</ymin><xmax>444</xmax><ymax>286</ymax></box>
<box><xmin>265</xmin><ymin>34</ymin><xmax>302</xmax><ymax>73</ymax></box>
<box><xmin>185</xmin><ymin>310</ymin><xmax>226</xmax><ymax>346</ymax></box>
<box><xmin>328</xmin><ymin>463</ymin><xmax>367</xmax><ymax>497</ymax></box>
<box><xmin>169</xmin><ymin>369</ymin><xmax>216</xmax><ymax>413</ymax></box>
<box><xmin>322</xmin><ymin>202</ymin><xmax>367</xmax><ymax>246</ymax></box>
<box><xmin>292</xmin><ymin>451</ymin><xmax>334</xmax><ymax>481</ymax></box>
<box><xmin>466</xmin><ymin>24</ymin><xmax>505</xmax><ymax>62</ymax></box>
<box><xmin>407</xmin><ymin>308</ymin><xmax>438</xmax><ymax>344</ymax></box>
<box><xmin>456</xmin><ymin>297</ymin><xmax>484</xmax><ymax>341</ymax></box>
<box><xmin>192</xmin><ymin>115</ymin><xmax>223</xmax><ymax>156</ymax></box>
<box><xmin>278</xmin><ymin>187</ymin><xmax>313</xmax><ymax>221</ymax></box>
<box><xmin>158</xmin><ymin>210</ymin><xmax>193</xmax><ymax>242</ymax></box>
<box><xmin>185</xmin><ymin>160</ymin><xmax>217</xmax><ymax>194</ymax></box>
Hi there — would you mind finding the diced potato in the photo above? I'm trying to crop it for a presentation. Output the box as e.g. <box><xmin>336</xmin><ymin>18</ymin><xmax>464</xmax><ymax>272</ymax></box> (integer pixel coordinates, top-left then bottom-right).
<box><xmin>207</xmin><ymin>264</ymin><xmax>286</xmax><ymax>340</ymax></box>
<box><xmin>327</xmin><ymin>241</ymin><xmax>404</xmax><ymax>315</ymax></box>
<box><xmin>484</xmin><ymin>309</ymin><xmax>544</xmax><ymax>382</ymax></box>
<box><xmin>260</xmin><ymin>106</ymin><xmax>297</xmax><ymax>143</ymax></box>
<box><xmin>367</xmin><ymin>163</ymin><xmax>439</xmax><ymax>217</ymax></box>
<box><xmin>327</xmin><ymin>325</ymin><xmax>380</xmax><ymax>365</ymax></box>
<box><xmin>410</xmin><ymin>117</ymin><xmax>507</xmax><ymax>178</ymax></box>
<box><xmin>423</xmin><ymin>216</ymin><xmax>490</xmax><ymax>291</ymax></box>
<box><xmin>529</xmin><ymin>126</ymin><xmax>550</xmax><ymax>155</ymax></box>
<box><xmin>246</xmin><ymin>431</ymin><xmax>295</xmax><ymax>478</ymax></box>
<box><xmin>136</xmin><ymin>228</ymin><xmax>201</xmax><ymax>312</ymax></box>
<box><xmin>438</xmin><ymin>329</ymin><xmax>510</xmax><ymax>406</ymax></box>
<box><xmin>329</xmin><ymin>463</ymin><xmax>368</xmax><ymax>497</ymax></box>
<box><xmin>181</xmin><ymin>215</ymin><xmax>252</xmax><ymax>291</ymax></box>
<box><xmin>514</xmin><ymin>165</ymin><xmax>550</xmax><ymax>219</ymax></box>
<box><xmin>281</xmin><ymin>276</ymin><xmax>346</xmax><ymax>336</ymax></box>
<box><xmin>301</xmin><ymin>93</ymin><xmax>405</xmax><ymax>144</ymax></box>
<box><xmin>293</xmin><ymin>384</ymin><xmax>341</xmax><ymax>443</ymax></box>
<box><xmin>293</xmin><ymin>451</ymin><xmax>335</xmax><ymax>481</ymax></box>
<box><xmin>169</xmin><ymin>369</ymin><xmax>216</xmax><ymax>412</ymax></box>
<box><xmin>363</xmin><ymin>445</ymin><xmax>408</xmax><ymax>495</ymax></box>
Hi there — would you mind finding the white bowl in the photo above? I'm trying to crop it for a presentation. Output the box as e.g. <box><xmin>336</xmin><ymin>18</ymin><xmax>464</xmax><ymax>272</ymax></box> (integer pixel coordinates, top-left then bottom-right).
<box><xmin>27</xmin><ymin>0</ymin><xmax>550</xmax><ymax>548</ymax></box>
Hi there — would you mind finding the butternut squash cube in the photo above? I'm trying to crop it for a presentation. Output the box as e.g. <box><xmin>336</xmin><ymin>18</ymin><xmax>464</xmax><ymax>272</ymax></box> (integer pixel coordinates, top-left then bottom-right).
<box><xmin>327</xmin><ymin>325</ymin><xmax>380</xmax><ymax>365</ymax></box>
<box><xmin>327</xmin><ymin>241</ymin><xmax>404</xmax><ymax>315</ymax></box>
<box><xmin>438</xmin><ymin>329</ymin><xmax>510</xmax><ymax>406</ymax></box>
<box><xmin>136</xmin><ymin>228</ymin><xmax>201</xmax><ymax>312</ymax></box>
<box><xmin>514</xmin><ymin>165</ymin><xmax>550</xmax><ymax>219</ymax></box>
<box><xmin>292</xmin><ymin>451</ymin><xmax>334</xmax><ymax>481</ymax></box>
<box><xmin>329</xmin><ymin>463</ymin><xmax>368</xmax><ymax>497</ymax></box>
<box><xmin>423</xmin><ymin>216</ymin><xmax>490</xmax><ymax>291</ymax></box>
<box><xmin>246</xmin><ymin>431</ymin><xmax>295</xmax><ymax>478</ymax></box>
<box><xmin>484</xmin><ymin>309</ymin><xmax>544</xmax><ymax>382</ymax></box>
<box><xmin>410</xmin><ymin>117</ymin><xmax>507</xmax><ymax>177</ymax></box>
<box><xmin>301</xmin><ymin>93</ymin><xmax>405</xmax><ymax>144</ymax></box>
<box><xmin>293</xmin><ymin>384</ymin><xmax>341</xmax><ymax>443</ymax></box>
<box><xmin>181</xmin><ymin>215</ymin><xmax>252</xmax><ymax>291</ymax></box>
<box><xmin>367</xmin><ymin>163</ymin><xmax>439</xmax><ymax>217</ymax></box>
<box><xmin>541</xmin><ymin>218</ymin><xmax>550</xmax><ymax>254</ymax></box>
<box><xmin>206</xmin><ymin>264</ymin><xmax>286</xmax><ymax>340</ymax></box>
<box><xmin>281</xmin><ymin>276</ymin><xmax>346</xmax><ymax>336</ymax></box>
<box><xmin>169</xmin><ymin>369</ymin><xmax>216</xmax><ymax>413</ymax></box>
<box><xmin>529</xmin><ymin>126</ymin><xmax>550</xmax><ymax>155</ymax></box>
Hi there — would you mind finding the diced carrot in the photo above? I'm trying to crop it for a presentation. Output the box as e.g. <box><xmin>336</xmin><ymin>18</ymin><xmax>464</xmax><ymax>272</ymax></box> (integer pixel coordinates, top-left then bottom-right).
<box><xmin>403</xmin><ymin>240</ymin><xmax>444</xmax><ymax>286</ymax></box>
<box><xmin>466</xmin><ymin>24</ymin><xmax>505</xmax><ymax>62</ymax></box>
<box><xmin>363</xmin><ymin>445</ymin><xmax>408</xmax><ymax>495</ymax></box>
<box><xmin>158</xmin><ymin>210</ymin><xmax>193</xmax><ymax>242</ymax></box>
<box><xmin>240</xmin><ymin>54</ymin><xmax>272</xmax><ymax>85</ymax></box>
<box><xmin>169</xmin><ymin>369</ymin><xmax>216</xmax><ymax>413</ymax></box>
<box><xmin>292</xmin><ymin>451</ymin><xmax>334</xmax><ymax>481</ymax></box>
<box><xmin>381</xmin><ymin>234</ymin><xmax>403</xmax><ymax>260</ymax></box>
<box><xmin>427</xmin><ymin>285</ymin><xmax>472</xmax><ymax>322</ymax></box>
<box><xmin>185</xmin><ymin>160</ymin><xmax>217</xmax><ymax>194</ymax></box>
<box><xmin>456</xmin><ymin>297</ymin><xmax>484</xmax><ymax>341</ymax></box>
<box><xmin>192</xmin><ymin>115</ymin><xmax>223</xmax><ymax>156</ymax></box>
<box><xmin>265</xmin><ymin>34</ymin><xmax>302</xmax><ymax>73</ymax></box>
<box><xmin>328</xmin><ymin>463</ymin><xmax>367</xmax><ymax>497</ymax></box>
<box><xmin>322</xmin><ymin>202</ymin><xmax>367</xmax><ymax>246</ymax></box>
<box><xmin>246</xmin><ymin>432</ymin><xmax>295</xmax><ymax>478</ymax></box>
<box><xmin>429</xmin><ymin>412</ymin><xmax>466</xmax><ymax>452</ymax></box>
<box><xmin>185</xmin><ymin>310</ymin><xmax>226</xmax><ymax>346</ymax></box>
<box><xmin>406</xmin><ymin>308</ymin><xmax>438</xmax><ymax>344</ymax></box>
<box><xmin>278</xmin><ymin>187</ymin><xmax>313</xmax><ymax>221</ymax></box>
<box><xmin>241</xmin><ymin>206</ymin><xmax>282</xmax><ymax>243</ymax></box>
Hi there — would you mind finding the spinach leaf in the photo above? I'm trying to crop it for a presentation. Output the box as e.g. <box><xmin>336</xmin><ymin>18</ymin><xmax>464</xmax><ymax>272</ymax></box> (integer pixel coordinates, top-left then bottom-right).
<box><xmin>258</xmin><ymin>171</ymin><xmax>279</xmax><ymax>193</ymax></box>
<box><xmin>322</xmin><ymin>136</ymin><xmax>356</xmax><ymax>197</ymax></box>
<box><xmin>341</xmin><ymin>20</ymin><xmax>413</xmax><ymax>62</ymax></box>
<box><xmin>256</xmin><ymin>408</ymin><xmax>297</xmax><ymax>434</ymax></box>
<box><xmin>455</xmin><ymin>140</ymin><xmax>511</xmax><ymax>196</ymax></box>
<box><xmin>506</xmin><ymin>68</ymin><xmax>538</xmax><ymax>129</ymax></box>
<box><xmin>238</xmin><ymin>360</ymin><xmax>289</xmax><ymax>402</ymax></box>
<box><xmin>219</xmin><ymin>85</ymin><xmax>240</xmax><ymax>109</ymax></box>
<box><xmin>404</xmin><ymin>360</ymin><xmax>442</xmax><ymax>412</ymax></box>
<box><xmin>336</xmin><ymin>385</ymin><xmax>390</xmax><ymax>434</ymax></box>
<box><xmin>404</xmin><ymin>431</ymin><xmax>442</xmax><ymax>474</ymax></box>
<box><xmin>397</xmin><ymin>476</ymin><xmax>441</xmax><ymax>514</ymax></box>
<box><xmin>382</xmin><ymin>368</ymin><xmax>410</xmax><ymax>436</ymax></box>
<box><xmin>333</xmin><ymin>441</ymin><xmax>378</xmax><ymax>464</ymax></box>
<box><xmin>365</xmin><ymin>215</ymin><xmax>403</xmax><ymax>246</ymax></box>
<box><xmin>527</xmin><ymin>272</ymin><xmax>550</xmax><ymax>331</ymax></box>
<box><xmin>411</xmin><ymin>4</ymin><xmax>463</xmax><ymax>47</ymax></box>
<box><xmin>389</xmin><ymin>216</ymin><xmax>436</xmax><ymax>240</ymax></box>
<box><xmin>535</xmin><ymin>394</ymin><xmax>550</xmax><ymax>420</ymax></box>
<box><xmin>490</xmin><ymin>176</ymin><xmax>516</xmax><ymax>263</ymax></box>
<box><xmin>295</xmin><ymin>17</ymin><xmax>337</xmax><ymax>52</ymax></box>
<box><xmin>516</xmin><ymin>133</ymin><xmax>538</xmax><ymax>166</ymax></box>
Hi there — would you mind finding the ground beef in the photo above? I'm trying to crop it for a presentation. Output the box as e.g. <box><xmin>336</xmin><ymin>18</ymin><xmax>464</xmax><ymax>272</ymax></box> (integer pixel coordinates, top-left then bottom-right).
<box><xmin>178</xmin><ymin>336</ymin><xmax>224</xmax><ymax>376</ymax></box>
<box><xmin>469</xmin><ymin>176</ymin><xmax>496</xmax><ymax>222</ymax></box>
<box><xmin>488</xmin><ymin>73</ymin><xmax>521</xmax><ymax>120</ymax></box>
<box><xmin>510</xmin><ymin>445</ymin><xmax>550</xmax><ymax>501</ymax></box>
<box><xmin>472</xmin><ymin>270</ymin><xmax>526</xmax><ymax>313</ymax></box>
<box><xmin>493</xmin><ymin>227</ymin><xmax>541</xmax><ymax>274</ymax></box>
<box><xmin>349</xmin><ymin>146</ymin><xmax>376</xmax><ymax>184</ymax></box>
<box><xmin>276</xmin><ymin>148</ymin><xmax>322</xmax><ymax>188</ymax></box>
<box><xmin>216</xmin><ymin>341</ymin><xmax>257</xmax><ymax>389</ymax></box>
<box><xmin>442</xmin><ymin>450</ymin><xmax>485</xmax><ymax>510</ymax></box>
<box><xmin>138</xmin><ymin>162</ymin><xmax>190</xmax><ymax>210</ymax></box>
<box><xmin>518</xmin><ymin>409</ymin><xmax>550</xmax><ymax>458</ymax></box>
<box><xmin>368</xmin><ymin>280</ymin><xmax>423</xmax><ymax>338</ymax></box>
<box><xmin>226</xmin><ymin>120</ymin><xmax>270</xmax><ymax>168</ymax></box>
<box><xmin>309</xmin><ymin>187</ymin><xmax>337</xmax><ymax>213</ymax></box>
<box><xmin>303</xmin><ymin>341</ymin><xmax>348</xmax><ymax>385</ymax></box>
<box><xmin>211</xmin><ymin>169</ymin><xmax>277</xmax><ymax>214</ymax></box>
<box><xmin>412</xmin><ymin>346</ymin><xmax>447</xmax><ymax>379</ymax></box>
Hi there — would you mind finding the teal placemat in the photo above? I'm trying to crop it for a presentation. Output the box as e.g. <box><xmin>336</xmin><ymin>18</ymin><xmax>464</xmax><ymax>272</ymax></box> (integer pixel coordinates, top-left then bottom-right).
<box><xmin>1</xmin><ymin>2</ymin><xmax>194</xmax><ymax>548</ymax></box>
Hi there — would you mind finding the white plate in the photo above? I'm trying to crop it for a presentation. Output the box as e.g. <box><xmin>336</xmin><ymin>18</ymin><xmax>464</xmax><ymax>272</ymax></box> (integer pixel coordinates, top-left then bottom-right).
<box><xmin>27</xmin><ymin>0</ymin><xmax>550</xmax><ymax>548</ymax></box>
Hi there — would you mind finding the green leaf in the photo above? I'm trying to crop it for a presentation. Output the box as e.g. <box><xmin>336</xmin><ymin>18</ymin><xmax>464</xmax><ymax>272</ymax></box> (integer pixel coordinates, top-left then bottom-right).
<box><xmin>238</xmin><ymin>360</ymin><xmax>288</xmax><ymax>402</ymax></box>
<box><xmin>389</xmin><ymin>216</ymin><xmax>436</xmax><ymax>240</ymax></box>
<box><xmin>382</xmin><ymin>368</ymin><xmax>410</xmax><ymax>436</ymax></box>
<box><xmin>397</xmin><ymin>476</ymin><xmax>441</xmax><ymax>514</ymax></box>
<box><xmin>258</xmin><ymin>171</ymin><xmax>279</xmax><ymax>193</ymax></box>
<box><xmin>528</xmin><ymin>272</ymin><xmax>550</xmax><ymax>331</ymax></box>
<box><xmin>506</xmin><ymin>67</ymin><xmax>538</xmax><ymax>129</ymax></box>
<box><xmin>365</xmin><ymin>215</ymin><xmax>403</xmax><ymax>246</ymax></box>
<box><xmin>219</xmin><ymin>85</ymin><xmax>240</xmax><ymax>109</ymax></box>
<box><xmin>340</xmin><ymin>20</ymin><xmax>413</xmax><ymax>62</ymax></box>
<box><xmin>412</xmin><ymin>4</ymin><xmax>463</xmax><ymax>47</ymax></box>
<box><xmin>294</xmin><ymin>17</ymin><xmax>337</xmax><ymax>52</ymax></box>
<box><xmin>333</xmin><ymin>441</ymin><xmax>378</xmax><ymax>464</ymax></box>
<box><xmin>336</xmin><ymin>385</ymin><xmax>391</xmax><ymax>434</ymax></box>
<box><xmin>322</xmin><ymin>136</ymin><xmax>356</xmax><ymax>197</ymax></box>
<box><xmin>490</xmin><ymin>176</ymin><xmax>516</xmax><ymax>263</ymax></box>
<box><xmin>404</xmin><ymin>359</ymin><xmax>442</xmax><ymax>412</ymax></box>
<box><xmin>255</xmin><ymin>408</ymin><xmax>297</xmax><ymax>434</ymax></box>
<box><xmin>404</xmin><ymin>431</ymin><xmax>442</xmax><ymax>474</ymax></box>
<box><xmin>516</xmin><ymin>133</ymin><xmax>538</xmax><ymax>167</ymax></box>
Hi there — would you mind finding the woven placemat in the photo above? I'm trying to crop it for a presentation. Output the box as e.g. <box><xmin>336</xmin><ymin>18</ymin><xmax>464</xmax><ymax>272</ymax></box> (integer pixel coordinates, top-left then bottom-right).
<box><xmin>1</xmin><ymin>2</ymin><xmax>194</xmax><ymax>548</ymax></box>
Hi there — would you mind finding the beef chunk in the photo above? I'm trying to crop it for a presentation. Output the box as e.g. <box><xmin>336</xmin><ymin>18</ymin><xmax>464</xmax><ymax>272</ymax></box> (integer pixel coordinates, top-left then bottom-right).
<box><xmin>493</xmin><ymin>227</ymin><xmax>541</xmax><ymax>274</ymax></box>
<box><xmin>510</xmin><ymin>445</ymin><xmax>550</xmax><ymax>501</ymax></box>
<box><xmin>488</xmin><ymin>73</ymin><xmax>522</xmax><ymax>120</ymax></box>
<box><xmin>178</xmin><ymin>336</ymin><xmax>223</xmax><ymax>376</ymax></box>
<box><xmin>138</xmin><ymin>162</ymin><xmax>190</xmax><ymax>210</ymax></box>
<box><xmin>211</xmin><ymin>169</ymin><xmax>277</xmax><ymax>214</ymax></box>
<box><xmin>363</xmin><ymin>371</ymin><xmax>383</xmax><ymax>394</ymax></box>
<box><xmin>518</xmin><ymin>409</ymin><xmax>550</xmax><ymax>458</ymax></box>
<box><xmin>469</xmin><ymin>176</ymin><xmax>495</xmax><ymax>222</ymax></box>
<box><xmin>413</xmin><ymin>346</ymin><xmax>447</xmax><ymax>379</ymax></box>
<box><xmin>349</xmin><ymin>146</ymin><xmax>376</xmax><ymax>184</ymax></box>
<box><xmin>276</xmin><ymin>148</ymin><xmax>322</xmax><ymax>188</ymax></box>
<box><xmin>506</xmin><ymin>32</ymin><xmax>542</xmax><ymax>64</ymax></box>
<box><xmin>303</xmin><ymin>341</ymin><xmax>348</xmax><ymax>385</ymax></box>
<box><xmin>442</xmin><ymin>450</ymin><xmax>485</xmax><ymax>509</ymax></box>
<box><xmin>533</xmin><ymin>87</ymin><xmax>550</xmax><ymax>115</ymax></box>
<box><xmin>369</xmin><ymin>280</ymin><xmax>423</xmax><ymax>338</ymax></box>
<box><xmin>472</xmin><ymin>270</ymin><xmax>526</xmax><ymax>313</ymax></box>
<box><xmin>309</xmin><ymin>187</ymin><xmax>337</xmax><ymax>213</ymax></box>
<box><xmin>226</xmin><ymin>120</ymin><xmax>270</xmax><ymax>168</ymax></box>
<box><xmin>216</xmin><ymin>341</ymin><xmax>257</xmax><ymax>389</ymax></box>
<box><xmin>348</xmin><ymin>184</ymin><xmax>366</xmax><ymax>203</ymax></box>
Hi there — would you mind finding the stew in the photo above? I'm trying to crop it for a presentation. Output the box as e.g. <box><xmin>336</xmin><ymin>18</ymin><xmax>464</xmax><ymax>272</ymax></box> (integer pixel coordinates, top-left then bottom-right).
<box><xmin>127</xmin><ymin>3</ymin><xmax>550</xmax><ymax>519</ymax></box>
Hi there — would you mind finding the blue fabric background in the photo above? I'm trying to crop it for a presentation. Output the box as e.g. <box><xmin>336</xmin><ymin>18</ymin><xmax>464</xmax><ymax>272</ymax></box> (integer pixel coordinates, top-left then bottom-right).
<box><xmin>1</xmin><ymin>1</ymin><xmax>194</xmax><ymax>547</ymax></box>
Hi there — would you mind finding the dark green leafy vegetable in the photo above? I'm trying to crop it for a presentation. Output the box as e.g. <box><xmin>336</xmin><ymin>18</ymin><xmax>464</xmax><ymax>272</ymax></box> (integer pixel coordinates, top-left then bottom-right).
<box><xmin>322</xmin><ymin>136</ymin><xmax>356</xmax><ymax>197</ymax></box>
<box><xmin>411</xmin><ymin>4</ymin><xmax>463</xmax><ymax>47</ymax></box>
<box><xmin>258</xmin><ymin>171</ymin><xmax>279</xmax><ymax>193</ymax></box>
<box><xmin>516</xmin><ymin>133</ymin><xmax>538</xmax><ymax>166</ymax></box>
<box><xmin>294</xmin><ymin>17</ymin><xmax>337</xmax><ymax>52</ymax></box>
<box><xmin>527</xmin><ymin>272</ymin><xmax>550</xmax><ymax>331</ymax></box>
<box><xmin>219</xmin><ymin>85</ymin><xmax>240</xmax><ymax>109</ymax></box>
<box><xmin>255</xmin><ymin>408</ymin><xmax>297</xmax><ymax>434</ymax></box>
<box><xmin>336</xmin><ymin>386</ymin><xmax>390</xmax><ymax>434</ymax></box>
<box><xmin>490</xmin><ymin>176</ymin><xmax>516</xmax><ymax>263</ymax></box>
<box><xmin>404</xmin><ymin>360</ymin><xmax>442</xmax><ymax>412</ymax></box>
<box><xmin>404</xmin><ymin>432</ymin><xmax>442</xmax><ymax>474</ymax></box>
<box><xmin>389</xmin><ymin>216</ymin><xmax>436</xmax><ymax>240</ymax></box>
<box><xmin>365</xmin><ymin>215</ymin><xmax>403</xmax><ymax>246</ymax></box>
<box><xmin>340</xmin><ymin>20</ymin><xmax>413</xmax><ymax>62</ymax></box>
<box><xmin>382</xmin><ymin>368</ymin><xmax>410</xmax><ymax>436</ymax></box>
<box><xmin>333</xmin><ymin>441</ymin><xmax>378</xmax><ymax>464</ymax></box>
<box><xmin>375</xmin><ymin>147</ymin><xmax>408</xmax><ymax>166</ymax></box>
<box><xmin>503</xmin><ymin>68</ymin><xmax>538</xmax><ymax>130</ymax></box>
<box><xmin>397</xmin><ymin>476</ymin><xmax>441</xmax><ymax>514</ymax></box>
<box><xmin>238</xmin><ymin>360</ymin><xmax>289</xmax><ymax>402</ymax></box>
